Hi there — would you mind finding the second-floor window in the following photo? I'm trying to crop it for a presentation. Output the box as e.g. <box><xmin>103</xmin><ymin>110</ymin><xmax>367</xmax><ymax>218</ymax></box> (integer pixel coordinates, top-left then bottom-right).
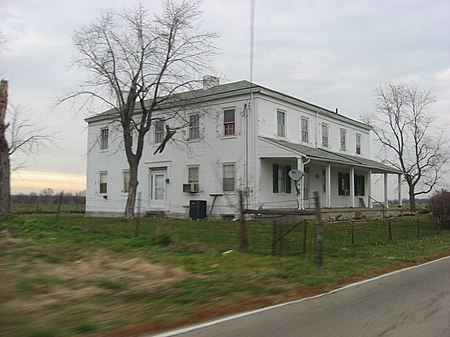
<box><xmin>301</xmin><ymin>117</ymin><xmax>309</xmax><ymax>143</ymax></box>
<box><xmin>356</xmin><ymin>134</ymin><xmax>361</xmax><ymax>155</ymax></box>
<box><xmin>340</xmin><ymin>128</ymin><xmax>347</xmax><ymax>151</ymax></box>
<box><xmin>224</xmin><ymin>109</ymin><xmax>235</xmax><ymax>136</ymax></box>
<box><xmin>277</xmin><ymin>110</ymin><xmax>286</xmax><ymax>137</ymax></box>
<box><xmin>100</xmin><ymin>128</ymin><xmax>109</xmax><ymax>150</ymax></box>
<box><xmin>189</xmin><ymin>114</ymin><xmax>200</xmax><ymax>140</ymax></box>
<box><xmin>154</xmin><ymin>120</ymin><xmax>164</xmax><ymax>144</ymax></box>
<box><xmin>322</xmin><ymin>124</ymin><xmax>329</xmax><ymax>148</ymax></box>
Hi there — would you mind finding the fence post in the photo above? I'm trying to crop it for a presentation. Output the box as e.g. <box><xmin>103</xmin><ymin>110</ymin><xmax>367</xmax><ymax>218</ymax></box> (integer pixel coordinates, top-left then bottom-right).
<box><xmin>313</xmin><ymin>191</ymin><xmax>323</xmax><ymax>267</ymax></box>
<box><xmin>388</xmin><ymin>219</ymin><xmax>392</xmax><ymax>241</ymax></box>
<box><xmin>238</xmin><ymin>190</ymin><xmax>249</xmax><ymax>253</ymax></box>
<box><xmin>416</xmin><ymin>216</ymin><xmax>420</xmax><ymax>239</ymax></box>
<box><xmin>302</xmin><ymin>219</ymin><xmax>308</xmax><ymax>254</ymax></box>
<box><xmin>134</xmin><ymin>192</ymin><xmax>142</xmax><ymax>238</ymax></box>
<box><xmin>351</xmin><ymin>219</ymin><xmax>355</xmax><ymax>245</ymax></box>
<box><xmin>56</xmin><ymin>192</ymin><xmax>64</xmax><ymax>220</ymax></box>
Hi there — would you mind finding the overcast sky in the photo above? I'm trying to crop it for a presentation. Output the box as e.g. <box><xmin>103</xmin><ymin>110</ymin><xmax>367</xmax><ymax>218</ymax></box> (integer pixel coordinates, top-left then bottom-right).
<box><xmin>1</xmin><ymin>0</ymin><xmax>449</xmax><ymax>195</ymax></box>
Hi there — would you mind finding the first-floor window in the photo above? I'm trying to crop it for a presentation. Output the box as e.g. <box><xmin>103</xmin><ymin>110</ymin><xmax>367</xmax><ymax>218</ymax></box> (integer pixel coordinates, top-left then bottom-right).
<box><xmin>188</xmin><ymin>166</ymin><xmax>199</xmax><ymax>184</ymax></box>
<box><xmin>223</xmin><ymin>164</ymin><xmax>235</xmax><ymax>192</ymax></box>
<box><xmin>99</xmin><ymin>171</ymin><xmax>108</xmax><ymax>194</ymax></box>
<box><xmin>272</xmin><ymin>164</ymin><xmax>292</xmax><ymax>193</ymax></box>
<box><xmin>354</xmin><ymin>174</ymin><xmax>365</xmax><ymax>196</ymax></box>
<box><xmin>338</xmin><ymin>172</ymin><xmax>350</xmax><ymax>196</ymax></box>
<box><xmin>123</xmin><ymin>170</ymin><xmax>130</xmax><ymax>193</ymax></box>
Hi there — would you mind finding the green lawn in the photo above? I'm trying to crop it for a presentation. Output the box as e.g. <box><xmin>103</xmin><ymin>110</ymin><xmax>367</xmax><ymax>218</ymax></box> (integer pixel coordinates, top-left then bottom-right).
<box><xmin>1</xmin><ymin>214</ymin><xmax>449</xmax><ymax>337</ymax></box>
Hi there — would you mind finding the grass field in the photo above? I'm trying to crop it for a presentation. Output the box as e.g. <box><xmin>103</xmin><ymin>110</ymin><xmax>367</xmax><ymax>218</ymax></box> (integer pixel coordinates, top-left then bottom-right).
<box><xmin>1</xmin><ymin>214</ymin><xmax>449</xmax><ymax>337</ymax></box>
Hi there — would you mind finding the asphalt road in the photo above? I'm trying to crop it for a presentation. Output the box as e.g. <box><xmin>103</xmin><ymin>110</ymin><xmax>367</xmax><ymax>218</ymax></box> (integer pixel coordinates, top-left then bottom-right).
<box><xmin>150</xmin><ymin>257</ymin><xmax>450</xmax><ymax>337</ymax></box>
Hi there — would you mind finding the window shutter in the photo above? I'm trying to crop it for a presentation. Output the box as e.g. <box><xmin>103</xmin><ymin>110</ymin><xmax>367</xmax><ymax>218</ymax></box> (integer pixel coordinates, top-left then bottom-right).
<box><xmin>361</xmin><ymin>175</ymin><xmax>365</xmax><ymax>196</ymax></box>
<box><xmin>338</xmin><ymin>172</ymin><xmax>343</xmax><ymax>195</ymax></box>
<box><xmin>285</xmin><ymin>165</ymin><xmax>292</xmax><ymax>193</ymax></box>
<box><xmin>273</xmin><ymin>164</ymin><xmax>279</xmax><ymax>193</ymax></box>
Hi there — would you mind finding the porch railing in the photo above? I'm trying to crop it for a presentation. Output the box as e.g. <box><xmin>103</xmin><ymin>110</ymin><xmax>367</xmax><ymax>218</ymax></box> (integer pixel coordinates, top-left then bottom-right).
<box><xmin>369</xmin><ymin>196</ymin><xmax>386</xmax><ymax>218</ymax></box>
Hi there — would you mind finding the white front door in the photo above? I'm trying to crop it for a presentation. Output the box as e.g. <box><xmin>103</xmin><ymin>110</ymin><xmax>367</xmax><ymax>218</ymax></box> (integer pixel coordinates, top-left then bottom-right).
<box><xmin>150</xmin><ymin>169</ymin><xmax>167</xmax><ymax>209</ymax></box>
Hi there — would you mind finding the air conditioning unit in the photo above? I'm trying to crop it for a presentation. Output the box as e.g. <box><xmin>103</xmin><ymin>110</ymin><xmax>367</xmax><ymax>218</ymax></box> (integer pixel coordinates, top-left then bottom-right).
<box><xmin>183</xmin><ymin>183</ymin><xmax>199</xmax><ymax>193</ymax></box>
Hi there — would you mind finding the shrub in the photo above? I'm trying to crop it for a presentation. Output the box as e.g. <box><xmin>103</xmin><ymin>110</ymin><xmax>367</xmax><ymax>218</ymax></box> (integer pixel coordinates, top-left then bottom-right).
<box><xmin>429</xmin><ymin>189</ymin><xmax>450</xmax><ymax>228</ymax></box>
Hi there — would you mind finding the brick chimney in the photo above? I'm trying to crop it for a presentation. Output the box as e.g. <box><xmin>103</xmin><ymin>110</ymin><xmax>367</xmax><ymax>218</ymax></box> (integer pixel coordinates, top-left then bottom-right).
<box><xmin>203</xmin><ymin>75</ymin><xmax>220</xmax><ymax>89</ymax></box>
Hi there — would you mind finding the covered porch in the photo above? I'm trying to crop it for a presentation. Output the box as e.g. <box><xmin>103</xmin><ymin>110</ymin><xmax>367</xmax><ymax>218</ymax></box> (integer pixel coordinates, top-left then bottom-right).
<box><xmin>257</xmin><ymin>137</ymin><xmax>403</xmax><ymax>210</ymax></box>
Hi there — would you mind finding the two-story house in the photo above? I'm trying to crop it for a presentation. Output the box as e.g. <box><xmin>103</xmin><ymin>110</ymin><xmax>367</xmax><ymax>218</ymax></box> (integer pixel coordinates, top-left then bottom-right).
<box><xmin>85</xmin><ymin>78</ymin><xmax>402</xmax><ymax>218</ymax></box>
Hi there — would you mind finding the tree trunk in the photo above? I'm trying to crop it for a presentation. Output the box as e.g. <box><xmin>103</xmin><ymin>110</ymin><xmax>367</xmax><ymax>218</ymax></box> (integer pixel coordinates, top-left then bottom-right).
<box><xmin>409</xmin><ymin>188</ymin><xmax>416</xmax><ymax>213</ymax></box>
<box><xmin>124</xmin><ymin>162</ymin><xmax>139</xmax><ymax>219</ymax></box>
<box><xmin>0</xmin><ymin>80</ymin><xmax>11</xmax><ymax>217</ymax></box>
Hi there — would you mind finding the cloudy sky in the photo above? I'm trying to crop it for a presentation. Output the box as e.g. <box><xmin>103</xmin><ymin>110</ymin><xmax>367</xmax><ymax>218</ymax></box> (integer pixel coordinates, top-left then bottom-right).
<box><xmin>1</xmin><ymin>0</ymin><xmax>449</xmax><ymax>195</ymax></box>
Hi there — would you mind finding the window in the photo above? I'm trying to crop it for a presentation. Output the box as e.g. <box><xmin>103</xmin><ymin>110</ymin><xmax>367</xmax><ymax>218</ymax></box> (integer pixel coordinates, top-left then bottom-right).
<box><xmin>188</xmin><ymin>166</ymin><xmax>199</xmax><ymax>184</ymax></box>
<box><xmin>277</xmin><ymin>110</ymin><xmax>286</xmax><ymax>137</ymax></box>
<box><xmin>189</xmin><ymin>114</ymin><xmax>200</xmax><ymax>140</ymax></box>
<box><xmin>301</xmin><ymin>117</ymin><xmax>309</xmax><ymax>143</ymax></box>
<box><xmin>99</xmin><ymin>171</ymin><xmax>108</xmax><ymax>194</ymax></box>
<box><xmin>122</xmin><ymin>170</ymin><xmax>130</xmax><ymax>193</ymax></box>
<box><xmin>354</xmin><ymin>174</ymin><xmax>365</xmax><ymax>196</ymax></box>
<box><xmin>154</xmin><ymin>120</ymin><xmax>164</xmax><ymax>144</ymax></box>
<box><xmin>322</xmin><ymin>169</ymin><xmax>326</xmax><ymax>193</ymax></box>
<box><xmin>224</xmin><ymin>109</ymin><xmax>235</xmax><ymax>136</ymax></box>
<box><xmin>321</xmin><ymin>124</ymin><xmax>329</xmax><ymax>148</ymax></box>
<box><xmin>272</xmin><ymin>164</ymin><xmax>292</xmax><ymax>193</ymax></box>
<box><xmin>340</xmin><ymin>129</ymin><xmax>347</xmax><ymax>151</ymax></box>
<box><xmin>356</xmin><ymin>134</ymin><xmax>361</xmax><ymax>155</ymax></box>
<box><xmin>338</xmin><ymin>172</ymin><xmax>350</xmax><ymax>196</ymax></box>
<box><xmin>100</xmin><ymin>128</ymin><xmax>109</xmax><ymax>150</ymax></box>
<box><xmin>223</xmin><ymin>164</ymin><xmax>235</xmax><ymax>192</ymax></box>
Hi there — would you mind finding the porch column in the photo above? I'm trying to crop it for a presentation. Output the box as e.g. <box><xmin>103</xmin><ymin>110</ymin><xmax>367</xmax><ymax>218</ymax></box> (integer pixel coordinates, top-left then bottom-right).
<box><xmin>398</xmin><ymin>173</ymin><xmax>402</xmax><ymax>207</ymax></box>
<box><xmin>297</xmin><ymin>157</ymin><xmax>303</xmax><ymax>209</ymax></box>
<box><xmin>368</xmin><ymin>169</ymin><xmax>373</xmax><ymax>208</ymax></box>
<box><xmin>384</xmin><ymin>172</ymin><xmax>389</xmax><ymax>208</ymax></box>
<box><xmin>326</xmin><ymin>163</ymin><xmax>331</xmax><ymax>208</ymax></box>
<box><xmin>350</xmin><ymin>167</ymin><xmax>355</xmax><ymax>208</ymax></box>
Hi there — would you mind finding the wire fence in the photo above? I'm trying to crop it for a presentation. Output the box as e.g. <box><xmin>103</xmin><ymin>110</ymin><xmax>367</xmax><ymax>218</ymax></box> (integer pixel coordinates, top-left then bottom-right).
<box><xmin>12</xmin><ymin>194</ymin><xmax>86</xmax><ymax>214</ymax></box>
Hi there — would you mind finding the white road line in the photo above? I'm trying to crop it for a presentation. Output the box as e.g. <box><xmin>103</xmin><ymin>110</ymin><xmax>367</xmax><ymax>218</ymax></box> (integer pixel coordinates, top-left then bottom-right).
<box><xmin>147</xmin><ymin>255</ymin><xmax>450</xmax><ymax>337</ymax></box>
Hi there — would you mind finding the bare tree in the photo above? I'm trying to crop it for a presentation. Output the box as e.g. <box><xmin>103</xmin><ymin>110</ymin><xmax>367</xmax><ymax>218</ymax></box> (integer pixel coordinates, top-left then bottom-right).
<box><xmin>65</xmin><ymin>1</ymin><xmax>217</xmax><ymax>218</ymax></box>
<box><xmin>365</xmin><ymin>82</ymin><xmax>448</xmax><ymax>212</ymax></box>
<box><xmin>0</xmin><ymin>80</ymin><xmax>10</xmax><ymax>216</ymax></box>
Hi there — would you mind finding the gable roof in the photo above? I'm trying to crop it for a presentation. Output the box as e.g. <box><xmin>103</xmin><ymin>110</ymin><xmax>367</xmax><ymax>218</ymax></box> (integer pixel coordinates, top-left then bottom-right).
<box><xmin>86</xmin><ymin>80</ymin><xmax>371</xmax><ymax>130</ymax></box>
<box><xmin>260</xmin><ymin>137</ymin><xmax>402</xmax><ymax>174</ymax></box>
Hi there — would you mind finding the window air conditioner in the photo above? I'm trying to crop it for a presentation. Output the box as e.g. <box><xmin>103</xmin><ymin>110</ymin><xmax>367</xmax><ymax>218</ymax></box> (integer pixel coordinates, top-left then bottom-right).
<box><xmin>183</xmin><ymin>183</ymin><xmax>199</xmax><ymax>193</ymax></box>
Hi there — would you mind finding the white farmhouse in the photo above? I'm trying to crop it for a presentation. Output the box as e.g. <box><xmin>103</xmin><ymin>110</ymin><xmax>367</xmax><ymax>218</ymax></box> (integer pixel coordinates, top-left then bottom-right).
<box><xmin>85</xmin><ymin>78</ymin><xmax>401</xmax><ymax>218</ymax></box>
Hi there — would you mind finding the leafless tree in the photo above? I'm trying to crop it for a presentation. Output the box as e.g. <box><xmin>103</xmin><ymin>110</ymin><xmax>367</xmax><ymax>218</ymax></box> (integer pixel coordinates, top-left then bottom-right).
<box><xmin>0</xmin><ymin>83</ymin><xmax>55</xmax><ymax>216</ymax></box>
<box><xmin>365</xmin><ymin>82</ymin><xmax>448</xmax><ymax>212</ymax></box>
<box><xmin>64</xmin><ymin>1</ymin><xmax>217</xmax><ymax>218</ymax></box>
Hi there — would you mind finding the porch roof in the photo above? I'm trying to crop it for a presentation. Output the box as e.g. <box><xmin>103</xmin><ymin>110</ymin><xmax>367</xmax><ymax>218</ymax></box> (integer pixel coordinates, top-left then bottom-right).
<box><xmin>260</xmin><ymin>137</ymin><xmax>403</xmax><ymax>174</ymax></box>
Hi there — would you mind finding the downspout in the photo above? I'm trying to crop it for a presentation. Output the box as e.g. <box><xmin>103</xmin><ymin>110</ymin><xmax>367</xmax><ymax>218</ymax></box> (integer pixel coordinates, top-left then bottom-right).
<box><xmin>315</xmin><ymin>111</ymin><xmax>319</xmax><ymax>148</ymax></box>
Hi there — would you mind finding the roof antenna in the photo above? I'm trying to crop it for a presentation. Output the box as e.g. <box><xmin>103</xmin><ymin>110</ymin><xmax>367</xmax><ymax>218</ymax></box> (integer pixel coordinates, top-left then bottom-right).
<box><xmin>249</xmin><ymin>0</ymin><xmax>255</xmax><ymax>83</ymax></box>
